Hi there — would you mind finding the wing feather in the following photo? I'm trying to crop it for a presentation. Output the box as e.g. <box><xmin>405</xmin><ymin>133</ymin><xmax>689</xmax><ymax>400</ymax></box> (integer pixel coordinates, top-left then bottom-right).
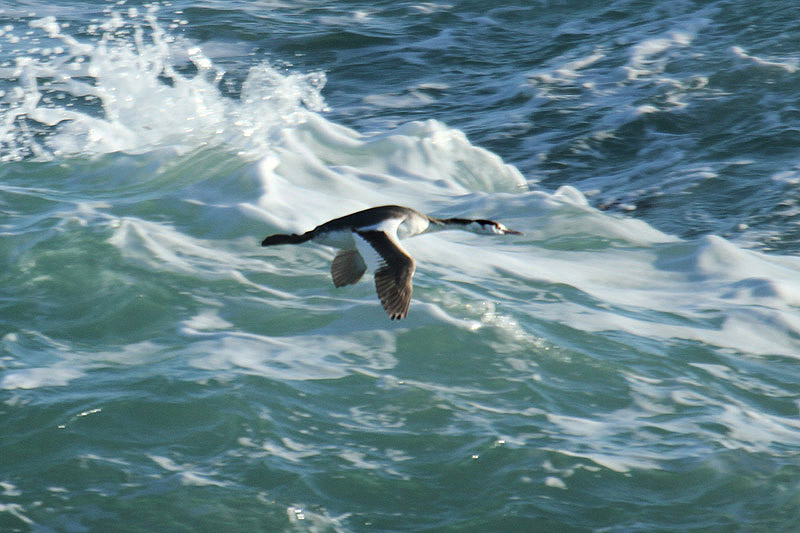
<box><xmin>355</xmin><ymin>230</ymin><xmax>415</xmax><ymax>320</ymax></box>
<box><xmin>331</xmin><ymin>249</ymin><xmax>367</xmax><ymax>287</ymax></box>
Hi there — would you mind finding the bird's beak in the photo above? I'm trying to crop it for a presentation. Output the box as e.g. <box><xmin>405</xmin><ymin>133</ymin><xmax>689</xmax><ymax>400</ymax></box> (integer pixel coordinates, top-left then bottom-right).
<box><xmin>503</xmin><ymin>228</ymin><xmax>524</xmax><ymax>235</ymax></box>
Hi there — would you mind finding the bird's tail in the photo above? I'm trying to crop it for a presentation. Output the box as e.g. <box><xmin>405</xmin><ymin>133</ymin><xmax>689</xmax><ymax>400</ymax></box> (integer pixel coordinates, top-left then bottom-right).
<box><xmin>261</xmin><ymin>232</ymin><xmax>313</xmax><ymax>246</ymax></box>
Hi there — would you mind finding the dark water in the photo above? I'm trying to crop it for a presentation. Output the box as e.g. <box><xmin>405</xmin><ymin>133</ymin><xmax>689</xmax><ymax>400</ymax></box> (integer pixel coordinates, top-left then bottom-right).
<box><xmin>2</xmin><ymin>1</ymin><xmax>800</xmax><ymax>531</ymax></box>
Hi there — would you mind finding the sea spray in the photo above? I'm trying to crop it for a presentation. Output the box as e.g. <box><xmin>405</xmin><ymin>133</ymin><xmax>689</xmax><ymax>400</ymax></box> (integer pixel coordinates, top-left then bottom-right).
<box><xmin>0</xmin><ymin>6</ymin><xmax>328</xmax><ymax>160</ymax></box>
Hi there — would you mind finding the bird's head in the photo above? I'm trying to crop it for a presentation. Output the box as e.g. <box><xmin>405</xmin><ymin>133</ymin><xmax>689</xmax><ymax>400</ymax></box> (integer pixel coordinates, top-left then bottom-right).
<box><xmin>472</xmin><ymin>219</ymin><xmax>523</xmax><ymax>235</ymax></box>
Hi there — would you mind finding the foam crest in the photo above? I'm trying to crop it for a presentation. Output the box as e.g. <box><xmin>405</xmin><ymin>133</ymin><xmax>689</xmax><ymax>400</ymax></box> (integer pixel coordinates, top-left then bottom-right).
<box><xmin>526</xmin><ymin>232</ymin><xmax>800</xmax><ymax>356</ymax></box>
<box><xmin>657</xmin><ymin>235</ymin><xmax>800</xmax><ymax>306</ymax></box>
<box><xmin>250</xmin><ymin>115</ymin><xmax>528</xmax><ymax>232</ymax></box>
<box><xmin>0</xmin><ymin>8</ymin><xmax>327</xmax><ymax>160</ymax></box>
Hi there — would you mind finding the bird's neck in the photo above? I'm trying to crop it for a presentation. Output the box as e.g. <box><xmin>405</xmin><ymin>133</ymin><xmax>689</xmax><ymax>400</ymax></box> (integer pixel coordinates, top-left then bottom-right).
<box><xmin>426</xmin><ymin>217</ymin><xmax>481</xmax><ymax>234</ymax></box>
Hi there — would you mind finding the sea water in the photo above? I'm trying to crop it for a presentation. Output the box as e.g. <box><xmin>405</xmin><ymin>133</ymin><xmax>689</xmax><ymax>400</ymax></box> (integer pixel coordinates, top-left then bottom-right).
<box><xmin>2</xmin><ymin>1</ymin><xmax>800</xmax><ymax>531</ymax></box>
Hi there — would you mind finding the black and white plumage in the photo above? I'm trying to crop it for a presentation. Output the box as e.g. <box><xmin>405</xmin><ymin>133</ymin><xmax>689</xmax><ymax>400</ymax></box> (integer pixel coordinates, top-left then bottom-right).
<box><xmin>261</xmin><ymin>205</ymin><xmax>522</xmax><ymax>320</ymax></box>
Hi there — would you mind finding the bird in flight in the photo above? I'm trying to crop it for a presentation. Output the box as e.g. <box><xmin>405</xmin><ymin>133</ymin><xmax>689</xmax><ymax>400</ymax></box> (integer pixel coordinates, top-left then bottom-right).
<box><xmin>262</xmin><ymin>205</ymin><xmax>522</xmax><ymax>319</ymax></box>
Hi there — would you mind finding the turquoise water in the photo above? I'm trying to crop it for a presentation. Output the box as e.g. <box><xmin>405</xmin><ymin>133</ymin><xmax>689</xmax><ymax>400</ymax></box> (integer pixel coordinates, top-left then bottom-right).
<box><xmin>2</xmin><ymin>1</ymin><xmax>800</xmax><ymax>531</ymax></box>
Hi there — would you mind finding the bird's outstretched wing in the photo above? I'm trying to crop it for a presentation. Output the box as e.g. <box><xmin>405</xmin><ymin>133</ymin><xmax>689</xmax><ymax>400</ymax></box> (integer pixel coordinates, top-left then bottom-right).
<box><xmin>331</xmin><ymin>249</ymin><xmax>367</xmax><ymax>287</ymax></box>
<box><xmin>355</xmin><ymin>230</ymin><xmax>415</xmax><ymax>320</ymax></box>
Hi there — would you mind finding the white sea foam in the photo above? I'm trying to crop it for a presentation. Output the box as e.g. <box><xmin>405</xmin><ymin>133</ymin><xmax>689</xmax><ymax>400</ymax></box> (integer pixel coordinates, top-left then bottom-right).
<box><xmin>732</xmin><ymin>46</ymin><xmax>798</xmax><ymax>73</ymax></box>
<box><xmin>149</xmin><ymin>455</ymin><xmax>228</xmax><ymax>487</ymax></box>
<box><xmin>0</xmin><ymin>481</ymin><xmax>21</xmax><ymax>497</ymax></box>
<box><xmin>238</xmin><ymin>436</ymin><xmax>321</xmax><ymax>463</ymax></box>
<box><xmin>188</xmin><ymin>330</ymin><xmax>398</xmax><ymax>381</ymax></box>
<box><xmin>0</xmin><ymin>503</ymin><xmax>34</xmax><ymax>526</ymax></box>
<box><xmin>0</xmin><ymin>366</ymin><xmax>84</xmax><ymax>389</ymax></box>
<box><xmin>0</xmin><ymin>7</ymin><xmax>327</xmax><ymax>161</ymax></box>
<box><xmin>285</xmin><ymin>504</ymin><xmax>350</xmax><ymax>532</ymax></box>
